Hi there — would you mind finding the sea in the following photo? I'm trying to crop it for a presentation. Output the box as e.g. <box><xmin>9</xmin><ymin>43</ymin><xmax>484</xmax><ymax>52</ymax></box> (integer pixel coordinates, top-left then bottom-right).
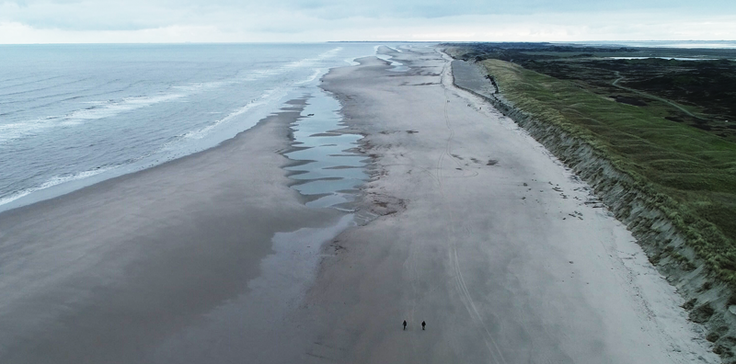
<box><xmin>0</xmin><ymin>43</ymin><xmax>404</xmax><ymax>213</ymax></box>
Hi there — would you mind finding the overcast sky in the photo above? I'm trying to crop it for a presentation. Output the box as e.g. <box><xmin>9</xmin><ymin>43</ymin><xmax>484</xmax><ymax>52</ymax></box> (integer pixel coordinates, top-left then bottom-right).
<box><xmin>1</xmin><ymin>0</ymin><xmax>734</xmax><ymax>43</ymax></box>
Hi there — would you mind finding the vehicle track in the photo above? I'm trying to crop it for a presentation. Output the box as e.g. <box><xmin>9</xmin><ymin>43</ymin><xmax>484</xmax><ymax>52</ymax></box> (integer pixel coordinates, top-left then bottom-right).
<box><xmin>612</xmin><ymin>70</ymin><xmax>697</xmax><ymax>118</ymax></box>
<box><xmin>436</xmin><ymin>57</ymin><xmax>508</xmax><ymax>364</ymax></box>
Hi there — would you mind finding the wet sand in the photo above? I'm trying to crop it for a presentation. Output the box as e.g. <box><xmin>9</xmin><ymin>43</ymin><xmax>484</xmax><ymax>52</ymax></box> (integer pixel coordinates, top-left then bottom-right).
<box><xmin>0</xmin><ymin>100</ymin><xmax>345</xmax><ymax>363</ymax></box>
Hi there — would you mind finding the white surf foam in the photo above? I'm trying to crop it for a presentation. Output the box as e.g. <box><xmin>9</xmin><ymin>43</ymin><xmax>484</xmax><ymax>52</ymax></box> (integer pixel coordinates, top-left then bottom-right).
<box><xmin>0</xmin><ymin>166</ymin><xmax>116</xmax><ymax>208</ymax></box>
<box><xmin>296</xmin><ymin>69</ymin><xmax>326</xmax><ymax>85</ymax></box>
<box><xmin>0</xmin><ymin>93</ymin><xmax>185</xmax><ymax>145</ymax></box>
<box><xmin>180</xmin><ymin>89</ymin><xmax>278</xmax><ymax>141</ymax></box>
<box><xmin>283</xmin><ymin>48</ymin><xmax>343</xmax><ymax>70</ymax></box>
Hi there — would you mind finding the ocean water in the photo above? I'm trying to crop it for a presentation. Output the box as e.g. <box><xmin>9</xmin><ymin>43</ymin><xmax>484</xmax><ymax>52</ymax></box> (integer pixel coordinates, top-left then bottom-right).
<box><xmin>0</xmin><ymin>43</ymin><xmax>385</xmax><ymax>212</ymax></box>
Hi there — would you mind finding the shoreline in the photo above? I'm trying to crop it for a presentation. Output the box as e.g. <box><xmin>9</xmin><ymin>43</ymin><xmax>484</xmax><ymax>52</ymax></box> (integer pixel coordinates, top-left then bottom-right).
<box><xmin>0</xmin><ymin>96</ymin><xmax>349</xmax><ymax>362</ymax></box>
<box><xmin>0</xmin><ymin>43</ymin><xmax>378</xmax><ymax>216</ymax></box>
<box><xmin>0</xmin><ymin>95</ymin><xmax>292</xmax><ymax>216</ymax></box>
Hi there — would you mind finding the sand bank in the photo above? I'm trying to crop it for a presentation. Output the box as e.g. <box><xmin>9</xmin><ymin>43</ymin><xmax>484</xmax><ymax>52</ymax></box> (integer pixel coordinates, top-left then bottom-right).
<box><xmin>296</xmin><ymin>46</ymin><xmax>718</xmax><ymax>363</ymax></box>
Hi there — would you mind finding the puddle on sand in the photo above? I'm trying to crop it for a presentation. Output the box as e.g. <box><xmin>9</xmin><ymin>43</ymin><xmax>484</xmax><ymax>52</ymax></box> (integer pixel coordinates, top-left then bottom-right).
<box><xmin>154</xmin><ymin>90</ymin><xmax>371</xmax><ymax>359</ymax></box>
<box><xmin>284</xmin><ymin>90</ymin><xmax>368</xmax><ymax>210</ymax></box>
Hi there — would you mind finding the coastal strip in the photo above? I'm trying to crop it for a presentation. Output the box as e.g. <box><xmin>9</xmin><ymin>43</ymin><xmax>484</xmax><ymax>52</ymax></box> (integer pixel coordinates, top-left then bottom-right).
<box><xmin>0</xmin><ymin>44</ymin><xmax>722</xmax><ymax>364</ymax></box>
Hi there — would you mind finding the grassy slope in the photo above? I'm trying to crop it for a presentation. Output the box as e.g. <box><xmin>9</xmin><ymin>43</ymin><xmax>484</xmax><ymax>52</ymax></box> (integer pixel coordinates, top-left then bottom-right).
<box><xmin>481</xmin><ymin>59</ymin><xmax>736</xmax><ymax>282</ymax></box>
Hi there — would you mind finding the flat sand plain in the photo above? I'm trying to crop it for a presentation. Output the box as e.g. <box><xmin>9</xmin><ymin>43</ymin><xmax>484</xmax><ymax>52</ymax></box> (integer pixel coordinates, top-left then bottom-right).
<box><xmin>0</xmin><ymin>102</ymin><xmax>346</xmax><ymax>363</ymax></box>
<box><xmin>299</xmin><ymin>46</ymin><xmax>719</xmax><ymax>363</ymax></box>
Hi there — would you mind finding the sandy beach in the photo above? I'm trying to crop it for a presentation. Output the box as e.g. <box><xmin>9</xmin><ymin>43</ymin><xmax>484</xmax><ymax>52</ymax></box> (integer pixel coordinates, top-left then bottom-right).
<box><xmin>297</xmin><ymin>46</ymin><xmax>718</xmax><ymax>363</ymax></box>
<box><xmin>0</xmin><ymin>100</ymin><xmax>346</xmax><ymax>363</ymax></box>
<box><xmin>0</xmin><ymin>45</ymin><xmax>720</xmax><ymax>363</ymax></box>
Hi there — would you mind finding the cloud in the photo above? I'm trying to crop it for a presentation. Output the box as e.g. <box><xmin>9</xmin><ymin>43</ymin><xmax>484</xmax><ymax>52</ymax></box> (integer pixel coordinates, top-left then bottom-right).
<box><xmin>0</xmin><ymin>0</ymin><xmax>734</xmax><ymax>43</ymax></box>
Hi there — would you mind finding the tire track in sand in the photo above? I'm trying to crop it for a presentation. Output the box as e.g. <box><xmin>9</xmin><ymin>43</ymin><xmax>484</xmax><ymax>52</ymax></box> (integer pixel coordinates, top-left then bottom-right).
<box><xmin>437</xmin><ymin>57</ymin><xmax>508</xmax><ymax>364</ymax></box>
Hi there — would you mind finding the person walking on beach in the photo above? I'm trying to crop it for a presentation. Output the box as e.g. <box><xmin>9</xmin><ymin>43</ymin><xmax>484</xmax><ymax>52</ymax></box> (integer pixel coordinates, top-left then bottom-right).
<box><xmin>422</xmin><ymin>321</ymin><xmax>426</xmax><ymax>330</ymax></box>
<box><xmin>403</xmin><ymin>320</ymin><xmax>407</xmax><ymax>330</ymax></box>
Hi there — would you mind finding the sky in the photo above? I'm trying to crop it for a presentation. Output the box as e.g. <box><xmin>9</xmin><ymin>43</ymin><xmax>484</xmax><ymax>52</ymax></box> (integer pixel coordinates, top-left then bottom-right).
<box><xmin>0</xmin><ymin>0</ymin><xmax>735</xmax><ymax>43</ymax></box>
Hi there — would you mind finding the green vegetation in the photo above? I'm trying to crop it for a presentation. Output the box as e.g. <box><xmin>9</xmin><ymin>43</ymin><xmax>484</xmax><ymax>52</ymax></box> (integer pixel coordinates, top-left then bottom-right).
<box><xmin>448</xmin><ymin>43</ymin><xmax>736</xmax><ymax>140</ymax></box>
<box><xmin>446</xmin><ymin>44</ymin><xmax>736</xmax><ymax>285</ymax></box>
<box><xmin>521</xmin><ymin>58</ymin><xmax>736</xmax><ymax>139</ymax></box>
